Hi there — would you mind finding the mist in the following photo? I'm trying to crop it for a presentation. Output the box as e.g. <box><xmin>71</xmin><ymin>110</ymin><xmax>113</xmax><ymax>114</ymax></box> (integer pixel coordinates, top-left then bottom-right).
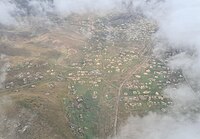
<box><xmin>111</xmin><ymin>0</ymin><xmax>200</xmax><ymax>139</ymax></box>
<box><xmin>152</xmin><ymin>0</ymin><xmax>200</xmax><ymax>87</ymax></box>
<box><xmin>0</xmin><ymin>0</ymin><xmax>17</xmax><ymax>25</ymax></box>
<box><xmin>1</xmin><ymin>0</ymin><xmax>200</xmax><ymax>139</ymax></box>
<box><xmin>111</xmin><ymin>84</ymin><xmax>200</xmax><ymax>139</ymax></box>
<box><xmin>0</xmin><ymin>0</ymin><xmax>131</xmax><ymax>26</ymax></box>
<box><xmin>112</xmin><ymin>112</ymin><xmax>200</xmax><ymax>139</ymax></box>
<box><xmin>53</xmin><ymin>0</ymin><xmax>123</xmax><ymax>16</ymax></box>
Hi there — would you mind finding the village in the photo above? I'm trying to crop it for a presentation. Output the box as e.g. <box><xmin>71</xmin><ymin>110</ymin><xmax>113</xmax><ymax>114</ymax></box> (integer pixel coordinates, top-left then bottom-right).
<box><xmin>0</xmin><ymin>13</ymin><xmax>186</xmax><ymax>139</ymax></box>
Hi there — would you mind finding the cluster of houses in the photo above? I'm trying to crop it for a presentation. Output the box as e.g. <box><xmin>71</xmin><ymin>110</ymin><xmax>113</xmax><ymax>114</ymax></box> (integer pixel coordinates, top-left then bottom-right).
<box><xmin>123</xmin><ymin>90</ymin><xmax>172</xmax><ymax>110</ymax></box>
<box><xmin>64</xmin><ymin>15</ymin><xmax>184</xmax><ymax>137</ymax></box>
<box><xmin>5</xmin><ymin>61</ymin><xmax>55</xmax><ymax>90</ymax></box>
<box><xmin>77</xmin><ymin>14</ymin><xmax>157</xmax><ymax>49</ymax></box>
<box><xmin>121</xmin><ymin>59</ymin><xmax>184</xmax><ymax>111</ymax></box>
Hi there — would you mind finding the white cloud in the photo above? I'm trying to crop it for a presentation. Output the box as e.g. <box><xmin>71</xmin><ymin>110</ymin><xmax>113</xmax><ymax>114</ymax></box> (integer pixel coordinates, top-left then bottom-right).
<box><xmin>1</xmin><ymin>1</ymin><xmax>200</xmax><ymax>138</ymax></box>
<box><xmin>0</xmin><ymin>0</ymin><xmax>127</xmax><ymax>26</ymax></box>
<box><xmin>111</xmin><ymin>83</ymin><xmax>200</xmax><ymax>139</ymax></box>
<box><xmin>54</xmin><ymin>0</ymin><xmax>122</xmax><ymax>16</ymax></box>
<box><xmin>0</xmin><ymin>0</ymin><xmax>17</xmax><ymax>25</ymax></box>
<box><xmin>112</xmin><ymin>112</ymin><xmax>200</xmax><ymax>139</ymax></box>
<box><xmin>112</xmin><ymin>0</ymin><xmax>200</xmax><ymax>138</ymax></box>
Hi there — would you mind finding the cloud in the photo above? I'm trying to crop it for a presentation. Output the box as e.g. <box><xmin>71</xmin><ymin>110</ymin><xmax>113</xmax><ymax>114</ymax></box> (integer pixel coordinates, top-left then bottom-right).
<box><xmin>133</xmin><ymin>0</ymin><xmax>200</xmax><ymax>98</ymax></box>
<box><xmin>143</xmin><ymin>0</ymin><xmax>200</xmax><ymax>78</ymax></box>
<box><xmin>111</xmin><ymin>84</ymin><xmax>200</xmax><ymax>139</ymax></box>
<box><xmin>0</xmin><ymin>0</ymin><xmax>130</xmax><ymax>26</ymax></box>
<box><xmin>154</xmin><ymin>0</ymin><xmax>200</xmax><ymax>48</ymax></box>
<box><xmin>112</xmin><ymin>0</ymin><xmax>200</xmax><ymax>138</ymax></box>
<box><xmin>112</xmin><ymin>112</ymin><xmax>200</xmax><ymax>139</ymax></box>
<box><xmin>1</xmin><ymin>0</ymin><xmax>200</xmax><ymax>138</ymax></box>
<box><xmin>53</xmin><ymin>0</ymin><xmax>122</xmax><ymax>16</ymax></box>
<box><xmin>0</xmin><ymin>0</ymin><xmax>17</xmax><ymax>25</ymax></box>
<box><xmin>148</xmin><ymin>0</ymin><xmax>200</xmax><ymax>90</ymax></box>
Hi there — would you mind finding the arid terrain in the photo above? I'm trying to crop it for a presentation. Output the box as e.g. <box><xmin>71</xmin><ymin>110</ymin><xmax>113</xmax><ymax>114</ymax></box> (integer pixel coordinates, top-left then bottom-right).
<box><xmin>0</xmin><ymin>12</ymin><xmax>186</xmax><ymax>139</ymax></box>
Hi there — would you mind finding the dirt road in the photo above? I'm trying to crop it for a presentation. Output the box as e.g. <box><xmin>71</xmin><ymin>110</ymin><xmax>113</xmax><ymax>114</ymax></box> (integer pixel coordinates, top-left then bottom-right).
<box><xmin>113</xmin><ymin>46</ymin><xmax>152</xmax><ymax>135</ymax></box>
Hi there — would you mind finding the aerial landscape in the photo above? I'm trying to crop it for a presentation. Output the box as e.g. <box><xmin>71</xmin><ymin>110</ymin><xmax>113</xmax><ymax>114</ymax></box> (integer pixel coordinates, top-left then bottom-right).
<box><xmin>0</xmin><ymin>0</ymin><xmax>200</xmax><ymax>139</ymax></box>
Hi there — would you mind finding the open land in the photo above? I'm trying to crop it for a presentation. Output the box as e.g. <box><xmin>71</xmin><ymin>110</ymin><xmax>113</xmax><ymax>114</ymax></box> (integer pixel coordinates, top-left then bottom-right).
<box><xmin>0</xmin><ymin>13</ymin><xmax>186</xmax><ymax>139</ymax></box>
